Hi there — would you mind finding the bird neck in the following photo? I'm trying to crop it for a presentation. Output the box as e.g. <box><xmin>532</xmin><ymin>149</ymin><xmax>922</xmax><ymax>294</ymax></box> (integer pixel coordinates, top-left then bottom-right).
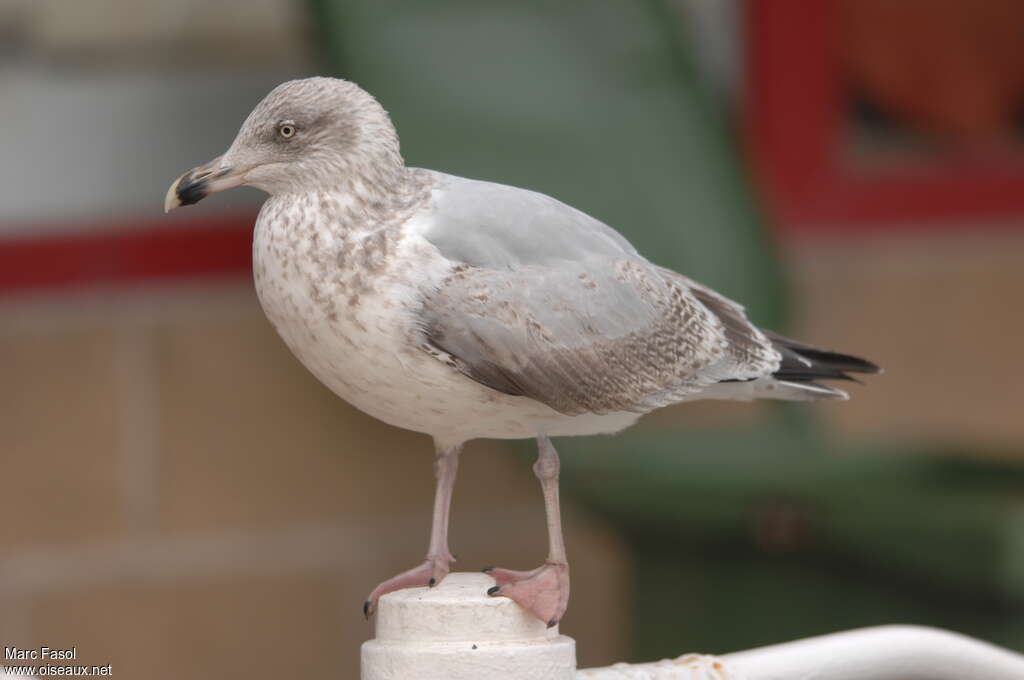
<box><xmin>281</xmin><ymin>166</ymin><xmax>430</xmax><ymax>236</ymax></box>
<box><xmin>342</xmin><ymin>164</ymin><xmax>429</xmax><ymax>220</ymax></box>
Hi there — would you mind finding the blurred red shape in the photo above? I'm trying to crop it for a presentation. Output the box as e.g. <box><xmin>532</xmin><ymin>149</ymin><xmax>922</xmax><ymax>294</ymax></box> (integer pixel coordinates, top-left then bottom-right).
<box><xmin>746</xmin><ymin>0</ymin><xmax>1024</xmax><ymax>233</ymax></box>
<box><xmin>0</xmin><ymin>213</ymin><xmax>256</xmax><ymax>294</ymax></box>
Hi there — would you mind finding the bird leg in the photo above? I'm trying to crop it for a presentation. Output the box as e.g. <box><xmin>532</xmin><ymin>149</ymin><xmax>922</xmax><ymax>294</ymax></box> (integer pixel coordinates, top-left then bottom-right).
<box><xmin>484</xmin><ymin>436</ymin><xmax>570</xmax><ymax>627</ymax></box>
<box><xmin>364</xmin><ymin>442</ymin><xmax>460</xmax><ymax>618</ymax></box>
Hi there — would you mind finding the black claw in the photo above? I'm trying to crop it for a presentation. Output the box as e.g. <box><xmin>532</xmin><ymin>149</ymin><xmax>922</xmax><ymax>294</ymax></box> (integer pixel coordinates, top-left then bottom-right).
<box><xmin>481</xmin><ymin>566</ymin><xmax>495</xmax><ymax>573</ymax></box>
<box><xmin>487</xmin><ymin>585</ymin><xmax>501</xmax><ymax>596</ymax></box>
<box><xmin>428</xmin><ymin>577</ymin><xmax>436</xmax><ymax>587</ymax></box>
<box><xmin>547</xmin><ymin>619</ymin><xmax>558</xmax><ymax>628</ymax></box>
<box><xmin>363</xmin><ymin>600</ymin><xmax>372</xmax><ymax>619</ymax></box>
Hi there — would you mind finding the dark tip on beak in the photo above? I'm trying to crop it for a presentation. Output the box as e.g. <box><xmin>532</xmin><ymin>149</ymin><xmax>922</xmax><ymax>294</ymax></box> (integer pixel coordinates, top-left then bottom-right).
<box><xmin>165</xmin><ymin>168</ymin><xmax>211</xmax><ymax>212</ymax></box>
<box><xmin>176</xmin><ymin>171</ymin><xmax>210</xmax><ymax>207</ymax></box>
<box><xmin>164</xmin><ymin>156</ymin><xmax>238</xmax><ymax>213</ymax></box>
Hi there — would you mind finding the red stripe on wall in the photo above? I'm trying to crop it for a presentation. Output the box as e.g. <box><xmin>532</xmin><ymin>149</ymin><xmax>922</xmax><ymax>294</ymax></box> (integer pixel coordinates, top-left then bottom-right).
<box><xmin>0</xmin><ymin>213</ymin><xmax>256</xmax><ymax>294</ymax></box>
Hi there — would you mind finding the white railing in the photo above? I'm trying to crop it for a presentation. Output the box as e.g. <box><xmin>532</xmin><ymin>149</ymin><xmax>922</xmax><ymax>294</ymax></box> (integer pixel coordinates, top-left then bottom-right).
<box><xmin>362</xmin><ymin>572</ymin><xmax>1024</xmax><ymax>680</ymax></box>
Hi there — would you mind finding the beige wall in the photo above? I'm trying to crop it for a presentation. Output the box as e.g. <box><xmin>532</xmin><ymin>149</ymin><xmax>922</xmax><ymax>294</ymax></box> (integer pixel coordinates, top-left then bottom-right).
<box><xmin>0</xmin><ymin>284</ymin><xmax>628</xmax><ymax>678</ymax></box>
<box><xmin>788</xmin><ymin>228</ymin><xmax>1024</xmax><ymax>452</ymax></box>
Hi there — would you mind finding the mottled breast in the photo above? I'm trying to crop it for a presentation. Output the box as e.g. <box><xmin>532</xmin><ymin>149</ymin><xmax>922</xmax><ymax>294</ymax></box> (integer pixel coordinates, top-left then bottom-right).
<box><xmin>250</xmin><ymin>191</ymin><xmax>500</xmax><ymax>436</ymax></box>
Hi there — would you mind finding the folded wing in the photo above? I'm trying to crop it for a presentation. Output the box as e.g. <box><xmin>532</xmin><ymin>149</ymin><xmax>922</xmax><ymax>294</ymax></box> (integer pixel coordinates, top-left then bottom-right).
<box><xmin>416</xmin><ymin>173</ymin><xmax>782</xmax><ymax>415</ymax></box>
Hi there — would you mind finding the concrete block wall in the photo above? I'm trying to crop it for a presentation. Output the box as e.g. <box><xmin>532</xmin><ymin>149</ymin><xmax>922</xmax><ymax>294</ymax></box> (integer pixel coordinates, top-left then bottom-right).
<box><xmin>0</xmin><ymin>283</ymin><xmax>629</xmax><ymax>678</ymax></box>
<box><xmin>789</xmin><ymin>228</ymin><xmax>1024</xmax><ymax>451</ymax></box>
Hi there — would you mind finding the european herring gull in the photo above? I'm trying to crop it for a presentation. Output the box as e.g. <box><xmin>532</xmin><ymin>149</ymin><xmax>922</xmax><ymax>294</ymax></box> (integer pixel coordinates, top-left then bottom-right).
<box><xmin>165</xmin><ymin>77</ymin><xmax>879</xmax><ymax>626</ymax></box>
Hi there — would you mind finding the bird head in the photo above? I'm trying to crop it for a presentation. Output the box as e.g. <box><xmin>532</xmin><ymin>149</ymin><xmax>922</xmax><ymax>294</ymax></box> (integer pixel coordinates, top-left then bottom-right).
<box><xmin>164</xmin><ymin>77</ymin><xmax>404</xmax><ymax>212</ymax></box>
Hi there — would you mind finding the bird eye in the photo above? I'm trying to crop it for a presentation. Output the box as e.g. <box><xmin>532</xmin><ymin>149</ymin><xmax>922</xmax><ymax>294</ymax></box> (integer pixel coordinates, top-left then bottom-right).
<box><xmin>277</xmin><ymin>122</ymin><xmax>297</xmax><ymax>139</ymax></box>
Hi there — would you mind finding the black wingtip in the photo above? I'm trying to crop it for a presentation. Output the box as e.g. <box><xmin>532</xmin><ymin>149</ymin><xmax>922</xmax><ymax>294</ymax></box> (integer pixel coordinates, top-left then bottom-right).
<box><xmin>798</xmin><ymin>348</ymin><xmax>881</xmax><ymax>375</ymax></box>
<box><xmin>766</xmin><ymin>331</ymin><xmax>881</xmax><ymax>383</ymax></box>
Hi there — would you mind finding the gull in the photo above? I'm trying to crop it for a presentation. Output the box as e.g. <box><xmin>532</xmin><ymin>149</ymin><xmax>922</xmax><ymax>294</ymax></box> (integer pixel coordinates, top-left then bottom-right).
<box><xmin>165</xmin><ymin>77</ymin><xmax>879</xmax><ymax>626</ymax></box>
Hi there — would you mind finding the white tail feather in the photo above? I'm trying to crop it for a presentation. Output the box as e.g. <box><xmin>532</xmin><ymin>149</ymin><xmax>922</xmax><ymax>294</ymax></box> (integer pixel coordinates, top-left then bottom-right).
<box><xmin>688</xmin><ymin>378</ymin><xmax>849</xmax><ymax>402</ymax></box>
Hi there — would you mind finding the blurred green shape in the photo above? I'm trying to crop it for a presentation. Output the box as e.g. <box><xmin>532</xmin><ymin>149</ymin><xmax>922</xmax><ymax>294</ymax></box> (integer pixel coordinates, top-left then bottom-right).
<box><xmin>310</xmin><ymin>0</ymin><xmax>1023</xmax><ymax>660</ymax></box>
<box><xmin>566</xmin><ymin>428</ymin><xmax>1024</xmax><ymax>655</ymax></box>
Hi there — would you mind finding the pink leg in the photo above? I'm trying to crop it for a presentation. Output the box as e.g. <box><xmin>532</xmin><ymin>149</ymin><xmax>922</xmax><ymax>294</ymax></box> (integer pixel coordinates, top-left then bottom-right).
<box><xmin>364</xmin><ymin>441</ymin><xmax>461</xmax><ymax>618</ymax></box>
<box><xmin>484</xmin><ymin>436</ymin><xmax>570</xmax><ymax>627</ymax></box>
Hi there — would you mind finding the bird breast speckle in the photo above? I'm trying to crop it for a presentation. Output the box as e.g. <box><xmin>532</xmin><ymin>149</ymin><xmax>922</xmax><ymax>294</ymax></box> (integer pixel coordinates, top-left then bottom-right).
<box><xmin>250</xmin><ymin>183</ymin><xmax>628</xmax><ymax>443</ymax></box>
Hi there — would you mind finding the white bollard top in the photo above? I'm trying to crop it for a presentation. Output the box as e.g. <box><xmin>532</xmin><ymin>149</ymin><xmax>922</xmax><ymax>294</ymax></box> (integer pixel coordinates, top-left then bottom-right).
<box><xmin>362</xmin><ymin>572</ymin><xmax>576</xmax><ymax>680</ymax></box>
<box><xmin>375</xmin><ymin>572</ymin><xmax>560</xmax><ymax>643</ymax></box>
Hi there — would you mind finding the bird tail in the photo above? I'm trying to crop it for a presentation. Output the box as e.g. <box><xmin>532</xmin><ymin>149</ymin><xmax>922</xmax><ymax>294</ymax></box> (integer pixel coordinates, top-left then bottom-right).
<box><xmin>697</xmin><ymin>376</ymin><xmax>851</xmax><ymax>401</ymax></box>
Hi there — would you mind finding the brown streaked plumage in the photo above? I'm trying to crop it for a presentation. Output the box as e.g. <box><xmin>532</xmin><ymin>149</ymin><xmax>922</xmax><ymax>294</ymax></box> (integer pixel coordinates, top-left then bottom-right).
<box><xmin>164</xmin><ymin>77</ymin><xmax>879</xmax><ymax>629</ymax></box>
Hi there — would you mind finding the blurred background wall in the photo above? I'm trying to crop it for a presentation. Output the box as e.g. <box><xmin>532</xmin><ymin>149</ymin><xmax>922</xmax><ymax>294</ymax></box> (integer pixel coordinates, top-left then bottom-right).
<box><xmin>1</xmin><ymin>1</ymin><xmax>1022</xmax><ymax>678</ymax></box>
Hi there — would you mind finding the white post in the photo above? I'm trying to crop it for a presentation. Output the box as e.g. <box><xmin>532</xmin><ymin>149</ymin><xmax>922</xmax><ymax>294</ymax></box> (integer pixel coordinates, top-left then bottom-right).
<box><xmin>361</xmin><ymin>572</ymin><xmax>576</xmax><ymax>680</ymax></box>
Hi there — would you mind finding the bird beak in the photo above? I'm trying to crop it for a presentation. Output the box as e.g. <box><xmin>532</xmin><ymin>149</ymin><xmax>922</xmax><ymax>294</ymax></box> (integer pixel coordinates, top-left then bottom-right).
<box><xmin>164</xmin><ymin>156</ymin><xmax>246</xmax><ymax>213</ymax></box>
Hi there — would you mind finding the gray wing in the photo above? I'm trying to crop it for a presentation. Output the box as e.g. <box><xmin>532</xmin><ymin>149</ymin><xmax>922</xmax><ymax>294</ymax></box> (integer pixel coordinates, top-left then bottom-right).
<box><xmin>420</xmin><ymin>172</ymin><xmax>638</xmax><ymax>267</ymax></box>
<box><xmin>417</xmin><ymin>172</ymin><xmax>780</xmax><ymax>415</ymax></box>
